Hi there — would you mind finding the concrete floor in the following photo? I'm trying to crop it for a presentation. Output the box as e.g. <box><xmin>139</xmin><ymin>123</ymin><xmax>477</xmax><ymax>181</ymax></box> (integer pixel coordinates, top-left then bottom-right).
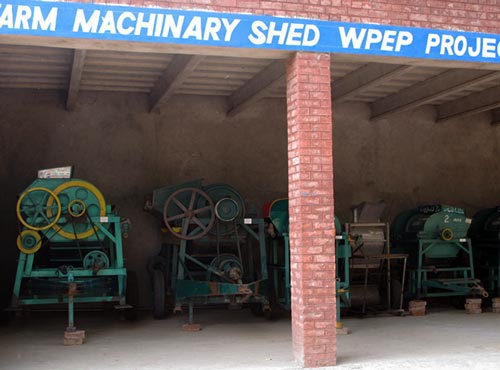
<box><xmin>1</xmin><ymin>307</ymin><xmax>500</xmax><ymax>370</ymax></box>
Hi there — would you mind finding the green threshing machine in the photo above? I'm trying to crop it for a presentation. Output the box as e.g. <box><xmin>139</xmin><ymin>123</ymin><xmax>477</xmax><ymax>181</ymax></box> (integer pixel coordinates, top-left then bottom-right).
<box><xmin>264</xmin><ymin>198</ymin><xmax>351</xmax><ymax>323</ymax></box>
<box><xmin>468</xmin><ymin>206</ymin><xmax>500</xmax><ymax>297</ymax></box>
<box><xmin>11</xmin><ymin>168</ymin><xmax>130</xmax><ymax>331</ymax></box>
<box><xmin>392</xmin><ymin>205</ymin><xmax>487</xmax><ymax>299</ymax></box>
<box><xmin>146</xmin><ymin>179</ymin><xmax>269</xmax><ymax>325</ymax></box>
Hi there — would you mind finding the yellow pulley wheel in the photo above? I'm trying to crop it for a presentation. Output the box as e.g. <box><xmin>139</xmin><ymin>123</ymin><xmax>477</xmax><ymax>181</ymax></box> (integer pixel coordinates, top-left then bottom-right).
<box><xmin>16</xmin><ymin>187</ymin><xmax>62</xmax><ymax>231</ymax></box>
<box><xmin>440</xmin><ymin>227</ymin><xmax>454</xmax><ymax>241</ymax></box>
<box><xmin>47</xmin><ymin>180</ymin><xmax>106</xmax><ymax>240</ymax></box>
<box><xmin>68</xmin><ymin>199</ymin><xmax>87</xmax><ymax>218</ymax></box>
<box><xmin>17</xmin><ymin>230</ymin><xmax>42</xmax><ymax>254</ymax></box>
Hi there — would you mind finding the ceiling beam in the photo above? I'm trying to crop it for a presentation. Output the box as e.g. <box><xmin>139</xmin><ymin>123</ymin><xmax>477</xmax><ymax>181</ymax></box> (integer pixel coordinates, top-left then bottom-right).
<box><xmin>66</xmin><ymin>49</ymin><xmax>86</xmax><ymax>111</ymax></box>
<box><xmin>149</xmin><ymin>54</ymin><xmax>205</xmax><ymax>112</ymax></box>
<box><xmin>226</xmin><ymin>59</ymin><xmax>286</xmax><ymax>117</ymax></box>
<box><xmin>370</xmin><ymin>69</ymin><xmax>500</xmax><ymax>122</ymax></box>
<box><xmin>332</xmin><ymin>63</ymin><xmax>415</xmax><ymax>103</ymax></box>
<box><xmin>491</xmin><ymin>109</ymin><xmax>500</xmax><ymax>125</ymax></box>
<box><xmin>436</xmin><ymin>84</ymin><xmax>500</xmax><ymax>124</ymax></box>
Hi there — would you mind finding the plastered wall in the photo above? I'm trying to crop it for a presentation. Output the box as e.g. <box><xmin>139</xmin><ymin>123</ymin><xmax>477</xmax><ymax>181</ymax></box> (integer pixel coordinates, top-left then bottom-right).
<box><xmin>1</xmin><ymin>88</ymin><xmax>499</xmax><ymax>308</ymax></box>
<box><xmin>0</xmin><ymin>90</ymin><xmax>288</xmax><ymax>309</ymax></box>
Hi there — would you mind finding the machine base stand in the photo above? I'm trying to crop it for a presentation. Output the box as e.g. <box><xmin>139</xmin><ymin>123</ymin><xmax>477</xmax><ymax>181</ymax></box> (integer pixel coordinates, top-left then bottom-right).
<box><xmin>63</xmin><ymin>330</ymin><xmax>85</xmax><ymax>345</ymax></box>
<box><xmin>182</xmin><ymin>323</ymin><xmax>201</xmax><ymax>332</ymax></box>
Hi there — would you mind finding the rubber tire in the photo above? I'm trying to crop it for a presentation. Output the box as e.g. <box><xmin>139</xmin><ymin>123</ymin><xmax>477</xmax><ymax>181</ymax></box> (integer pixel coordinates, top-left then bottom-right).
<box><xmin>153</xmin><ymin>269</ymin><xmax>166</xmax><ymax>319</ymax></box>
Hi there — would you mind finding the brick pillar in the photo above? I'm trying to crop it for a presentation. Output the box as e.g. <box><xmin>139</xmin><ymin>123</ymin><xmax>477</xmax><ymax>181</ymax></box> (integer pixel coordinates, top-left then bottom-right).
<box><xmin>286</xmin><ymin>52</ymin><xmax>336</xmax><ymax>368</ymax></box>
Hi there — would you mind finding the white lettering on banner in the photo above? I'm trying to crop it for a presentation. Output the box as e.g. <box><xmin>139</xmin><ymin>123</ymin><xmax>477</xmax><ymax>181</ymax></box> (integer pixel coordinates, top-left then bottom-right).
<box><xmin>135</xmin><ymin>12</ymin><xmax>156</xmax><ymax>36</ymax></box>
<box><xmin>248</xmin><ymin>20</ymin><xmax>320</xmax><ymax>46</ymax></box>
<box><xmin>425</xmin><ymin>33</ymin><xmax>500</xmax><ymax>58</ymax></box>
<box><xmin>162</xmin><ymin>14</ymin><xmax>184</xmax><ymax>38</ymax></box>
<box><xmin>204</xmin><ymin>17</ymin><xmax>221</xmax><ymax>41</ymax></box>
<box><xmin>73</xmin><ymin>9</ymin><xmax>99</xmax><ymax>33</ymax></box>
<box><xmin>221</xmin><ymin>18</ymin><xmax>239</xmax><ymax>42</ymax></box>
<box><xmin>100</xmin><ymin>11</ymin><xmax>116</xmax><ymax>34</ymax></box>
<box><xmin>0</xmin><ymin>1</ymin><xmax>500</xmax><ymax>64</ymax></box>
<box><xmin>339</xmin><ymin>26</ymin><xmax>413</xmax><ymax>52</ymax></box>
<box><xmin>72</xmin><ymin>9</ymin><xmax>240</xmax><ymax>41</ymax></box>
<box><xmin>0</xmin><ymin>4</ymin><xmax>57</xmax><ymax>31</ymax></box>
<box><xmin>182</xmin><ymin>16</ymin><xmax>202</xmax><ymax>40</ymax></box>
<box><xmin>117</xmin><ymin>12</ymin><xmax>135</xmax><ymax>35</ymax></box>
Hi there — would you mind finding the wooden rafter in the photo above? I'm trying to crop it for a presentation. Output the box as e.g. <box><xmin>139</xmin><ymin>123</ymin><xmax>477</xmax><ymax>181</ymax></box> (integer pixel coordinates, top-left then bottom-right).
<box><xmin>226</xmin><ymin>59</ymin><xmax>285</xmax><ymax>117</ymax></box>
<box><xmin>437</xmin><ymin>85</ymin><xmax>500</xmax><ymax>124</ymax></box>
<box><xmin>149</xmin><ymin>54</ymin><xmax>205</xmax><ymax>112</ymax></box>
<box><xmin>66</xmin><ymin>49</ymin><xmax>87</xmax><ymax>111</ymax></box>
<box><xmin>370</xmin><ymin>69</ymin><xmax>500</xmax><ymax>121</ymax></box>
<box><xmin>332</xmin><ymin>63</ymin><xmax>414</xmax><ymax>103</ymax></box>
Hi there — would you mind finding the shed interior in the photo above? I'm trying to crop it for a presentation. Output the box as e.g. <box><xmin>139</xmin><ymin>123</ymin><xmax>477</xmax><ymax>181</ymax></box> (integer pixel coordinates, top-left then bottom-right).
<box><xmin>1</xmin><ymin>40</ymin><xmax>500</xmax><ymax>312</ymax></box>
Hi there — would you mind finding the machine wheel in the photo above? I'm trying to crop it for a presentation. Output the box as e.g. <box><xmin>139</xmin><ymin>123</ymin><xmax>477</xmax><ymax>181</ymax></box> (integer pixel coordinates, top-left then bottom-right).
<box><xmin>207</xmin><ymin>254</ymin><xmax>243</xmax><ymax>282</ymax></box>
<box><xmin>147</xmin><ymin>256</ymin><xmax>168</xmax><ymax>275</ymax></box>
<box><xmin>83</xmin><ymin>251</ymin><xmax>110</xmax><ymax>270</ymax></box>
<box><xmin>199</xmin><ymin>184</ymin><xmax>246</xmax><ymax>236</ymax></box>
<box><xmin>47</xmin><ymin>180</ymin><xmax>107</xmax><ymax>240</ymax></box>
<box><xmin>163</xmin><ymin>187</ymin><xmax>215</xmax><ymax>240</ymax></box>
<box><xmin>17</xmin><ymin>187</ymin><xmax>61</xmax><ymax>231</ymax></box>
<box><xmin>440</xmin><ymin>227</ymin><xmax>454</xmax><ymax>241</ymax></box>
<box><xmin>152</xmin><ymin>269</ymin><xmax>166</xmax><ymax>319</ymax></box>
<box><xmin>16</xmin><ymin>230</ymin><xmax>43</xmax><ymax>254</ymax></box>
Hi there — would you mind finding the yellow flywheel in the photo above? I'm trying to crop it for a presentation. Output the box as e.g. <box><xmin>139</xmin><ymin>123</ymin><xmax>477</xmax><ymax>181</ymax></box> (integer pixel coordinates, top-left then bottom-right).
<box><xmin>16</xmin><ymin>187</ymin><xmax>62</xmax><ymax>231</ymax></box>
<box><xmin>17</xmin><ymin>230</ymin><xmax>42</xmax><ymax>254</ymax></box>
<box><xmin>47</xmin><ymin>180</ymin><xmax>106</xmax><ymax>240</ymax></box>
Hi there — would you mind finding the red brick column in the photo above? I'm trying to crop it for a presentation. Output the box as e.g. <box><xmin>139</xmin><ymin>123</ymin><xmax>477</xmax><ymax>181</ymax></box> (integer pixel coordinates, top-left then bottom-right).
<box><xmin>286</xmin><ymin>52</ymin><xmax>336</xmax><ymax>368</ymax></box>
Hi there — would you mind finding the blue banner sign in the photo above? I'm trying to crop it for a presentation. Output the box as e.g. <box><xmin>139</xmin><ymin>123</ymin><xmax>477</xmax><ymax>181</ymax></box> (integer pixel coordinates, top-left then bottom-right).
<box><xmin>0</xmin><ymin>1</ymin><xmax>499</xmax><ymax>63</ymax></box>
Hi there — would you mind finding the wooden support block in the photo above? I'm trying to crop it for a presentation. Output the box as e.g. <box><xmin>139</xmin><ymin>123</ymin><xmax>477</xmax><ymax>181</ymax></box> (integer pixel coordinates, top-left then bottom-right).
<box><xmin>64</xmin><ymin>330</ymin><xmax>86</xmax><ymax>339</ymax></box>
<box><xmin>465</xmin><ymin>304</ymin><xmax>481</xmax><ymax>309</ymax></box>
<box><xmin>465</xmin><ymin>298</ymin><xmax>482</xmax><ymax>314</ymax></box>
<box><xmin>409</xmin><ymin>308</ymin><xmax>426</xmax><ymax>316</ymax></box>
<box><xmin>409</xmin><ymin>300</ymin><xmax>427</xmax><ymax>308</ymax></box>
<box><xmin>466</xmin><ymin>298</ymin><xmax>482</xmax><ymax>304</ymax></box>
<box><xmin>465</xmin><ymin>309</ymin><xmax>482</xmax><ymax>314</ymax></box>
<box><xmin>409</xmin><ymin>300</ymin><xmax>427</xmax><ymax>316</ymax></box>
<box><xmin>491</xmin><ymin>308</ymin><xmax>500</xmax><ymax>314</ymax></box>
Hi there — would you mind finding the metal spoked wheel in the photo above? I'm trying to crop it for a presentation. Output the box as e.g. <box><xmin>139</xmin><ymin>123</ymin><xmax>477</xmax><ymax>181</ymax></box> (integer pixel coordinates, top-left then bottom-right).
<box><xmin>163</xmin><ymin>187</ymin><xmax>215</xmax><ymax>240</ymax></box>
<box><xmin>16</xmin><ymin>187</ymin><xmax>62</xmax><ymax>231</ymax></box>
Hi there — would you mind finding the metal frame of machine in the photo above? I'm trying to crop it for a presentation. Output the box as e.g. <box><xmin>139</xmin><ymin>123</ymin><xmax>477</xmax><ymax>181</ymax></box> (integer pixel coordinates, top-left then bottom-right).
<box><xmin>392</xmin><ymin>205</ymin><xmax>487</xmax><ymax>299</ymax></box>
<box><xmin>264</xmin><ymin>198</ymin><xmax>351</xmax><ymax>323</ymax></box>
<box><xmin>146</xmin><ymin>179</ymin><xmax>269</xmax><ymax>326</ymax></box>
<box><xmin>469</xmin><ymin>206</ymin><xmax>500</xmax><ymax>297</ymax></box>
<box><xmin>11</xmin><ymin>173</ymin><xmax>129</xmax><ymax>331</ymax></box>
